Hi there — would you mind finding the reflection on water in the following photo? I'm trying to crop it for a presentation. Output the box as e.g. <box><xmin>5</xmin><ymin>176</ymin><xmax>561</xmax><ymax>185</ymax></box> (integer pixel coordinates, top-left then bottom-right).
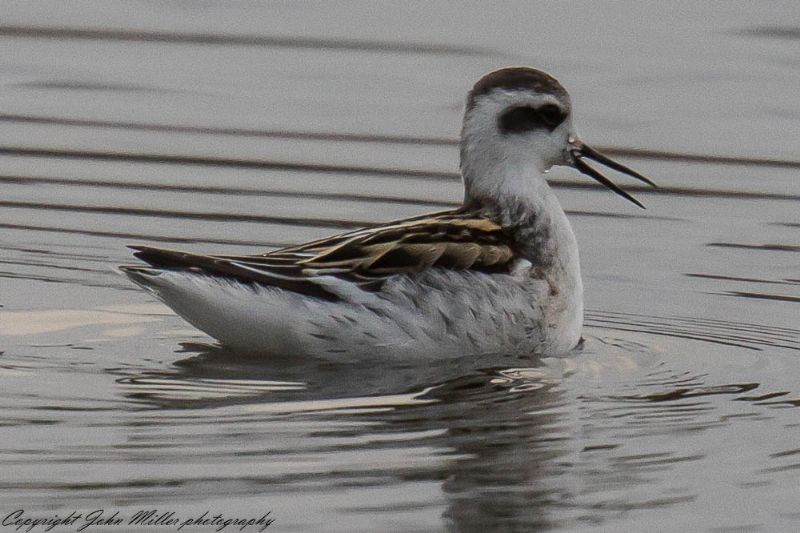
<box><xmin>2</xmin><ymin>1</ymin><xmax>800</xmax><ymax>531</ymax></box>
<box><xmin>87</xmin><ymin>331</ymin><xmax>798</xmax><ymax>531</ymax></box>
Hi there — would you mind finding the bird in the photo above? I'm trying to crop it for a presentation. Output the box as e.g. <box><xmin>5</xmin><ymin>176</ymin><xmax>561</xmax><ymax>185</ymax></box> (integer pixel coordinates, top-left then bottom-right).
<box><xmin>121</xmin><ymin>67</ymin><xmax>655</xmax><ymax>359</ymax></box>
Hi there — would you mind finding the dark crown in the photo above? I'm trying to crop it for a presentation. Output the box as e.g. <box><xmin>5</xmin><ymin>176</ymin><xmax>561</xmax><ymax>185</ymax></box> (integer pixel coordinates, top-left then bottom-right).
<box><xmin>466</xmin><ymin>67</ymin><xmax>570</xmax><ymax>111</ymax></box>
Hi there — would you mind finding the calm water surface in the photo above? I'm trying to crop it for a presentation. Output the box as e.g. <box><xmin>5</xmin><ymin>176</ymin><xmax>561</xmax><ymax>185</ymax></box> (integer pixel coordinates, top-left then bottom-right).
<box><xmin>1</xmin><ymin>2</ymin><xmax>799</xmax><ymax>532</ymax></box>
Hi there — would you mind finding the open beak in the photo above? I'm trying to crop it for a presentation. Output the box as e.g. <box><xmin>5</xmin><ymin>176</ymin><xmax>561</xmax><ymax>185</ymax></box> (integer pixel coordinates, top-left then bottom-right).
<box><xmin>568</xmin><ymin>138</ymin><xmax>656</xmax><ymax>209</ymax></box>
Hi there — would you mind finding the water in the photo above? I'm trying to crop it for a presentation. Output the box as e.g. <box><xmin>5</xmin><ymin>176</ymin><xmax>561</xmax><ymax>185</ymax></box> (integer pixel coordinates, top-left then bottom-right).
<box><xmin>1</xmin><ymin>2</ymin><xmax>799</xmax><ymax>531</ymax></box>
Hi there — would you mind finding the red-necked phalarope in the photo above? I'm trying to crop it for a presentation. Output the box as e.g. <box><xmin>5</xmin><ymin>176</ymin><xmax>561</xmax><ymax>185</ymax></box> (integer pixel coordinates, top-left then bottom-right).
<box><xmin>122</xmin><ymin>67</ymin><xmax>655</xmax><ymax>358</ymax></box>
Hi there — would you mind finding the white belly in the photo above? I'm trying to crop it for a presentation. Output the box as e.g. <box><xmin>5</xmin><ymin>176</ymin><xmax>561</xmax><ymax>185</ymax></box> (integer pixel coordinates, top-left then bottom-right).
<box><xmin>127</xmin><ymin>267</ymin><xmax>583</xmax><ymax>360</ymax></box>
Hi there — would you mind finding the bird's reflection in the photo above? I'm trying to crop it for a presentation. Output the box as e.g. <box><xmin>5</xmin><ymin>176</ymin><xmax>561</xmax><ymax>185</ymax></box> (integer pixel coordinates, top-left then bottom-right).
<box><xmin>119</xmin><ymin>342</ymin><xmax>560</xmax><ymax>405</ymax></box>
<box><xmin>116</xmin><ymin>339</ymin><xmax>794</xmax><ymax>531</ymax></box>
<box><xmin>118</xmin><ymin>343</ymin><xmax>567</xmax><ymax>529</ymax></box>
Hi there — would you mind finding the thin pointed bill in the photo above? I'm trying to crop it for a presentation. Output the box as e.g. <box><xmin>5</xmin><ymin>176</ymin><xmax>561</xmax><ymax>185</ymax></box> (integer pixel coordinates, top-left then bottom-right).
<box><xmin>568</xmin><ymin>139</ymin><xmax>657</xmax><ymax>209</ymax></box>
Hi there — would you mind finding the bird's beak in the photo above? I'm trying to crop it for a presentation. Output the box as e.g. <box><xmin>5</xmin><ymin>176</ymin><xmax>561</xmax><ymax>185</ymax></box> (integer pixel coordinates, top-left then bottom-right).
<box><xmin>568</xmin><ymin>138</ymin><xmax>657</xmax><ymax>209</ymax></box>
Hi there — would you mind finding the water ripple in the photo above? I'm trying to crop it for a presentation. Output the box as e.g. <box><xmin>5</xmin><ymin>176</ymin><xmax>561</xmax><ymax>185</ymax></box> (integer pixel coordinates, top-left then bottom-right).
<box><xmin>0</xmin><ymin>25</ymin><xmax>491</xmax><ymax>56</ymax></box>
<box><xmin>585</xmin><ymin>310</ymin><xmax>800</xmax><ymax>352</ymax></box>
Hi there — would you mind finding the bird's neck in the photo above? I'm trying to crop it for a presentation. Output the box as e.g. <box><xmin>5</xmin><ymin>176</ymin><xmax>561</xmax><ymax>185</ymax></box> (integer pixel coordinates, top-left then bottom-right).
<box><xmin>463</xmin><ymin>158</ymin><xmax>584</xmax><ymax>348</ymax></box>
<box><xmin>464</xmin><ymin>163</ymin><xmax>579</xmax><ymax>270</ymax></box>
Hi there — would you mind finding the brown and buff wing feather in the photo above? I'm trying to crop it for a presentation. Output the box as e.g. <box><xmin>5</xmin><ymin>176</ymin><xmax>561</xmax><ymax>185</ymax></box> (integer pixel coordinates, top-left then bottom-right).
<box><xmin>128</xmin><ymin>209</ymin><xmax>518</xmax><ymax>301</ymax></box>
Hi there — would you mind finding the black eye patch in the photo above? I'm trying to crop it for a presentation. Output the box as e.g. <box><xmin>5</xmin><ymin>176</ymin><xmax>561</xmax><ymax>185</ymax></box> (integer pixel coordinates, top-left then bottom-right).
<box><xmin>498</xmin><ymin>104</ymin><xmax>566</xmax><ymax>134</ymax></box>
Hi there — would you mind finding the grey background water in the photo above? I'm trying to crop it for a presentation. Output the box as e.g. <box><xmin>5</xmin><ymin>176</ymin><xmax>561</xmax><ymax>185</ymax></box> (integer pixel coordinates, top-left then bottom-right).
<box><xmin>1</xmin><ymin>2</ymin><xmax>799</xmax><ymax>531</ymax></box>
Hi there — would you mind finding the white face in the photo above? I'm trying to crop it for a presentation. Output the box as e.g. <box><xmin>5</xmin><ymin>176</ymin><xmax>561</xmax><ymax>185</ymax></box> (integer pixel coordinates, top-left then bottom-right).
<box><xmin>460</xmin><ymin>83</ymin><xmax>654</xmax><ymax>208</ymax></box>
<box><xmin>461</xmin><ymin>89</ymin><xmax>575</xmax><ymax>173</ymax></box>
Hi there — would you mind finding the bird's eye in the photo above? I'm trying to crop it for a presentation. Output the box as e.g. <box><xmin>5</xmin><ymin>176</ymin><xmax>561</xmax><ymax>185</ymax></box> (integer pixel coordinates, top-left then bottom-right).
<box><xmin>498</xmin><ymin>104</ymin><xmax>566</xmax><ymax>134</ymax></box>
<box><xmin>538</xmin><ymin>104</ymin><xmax>565</xmax><ymax>128</ymax></box>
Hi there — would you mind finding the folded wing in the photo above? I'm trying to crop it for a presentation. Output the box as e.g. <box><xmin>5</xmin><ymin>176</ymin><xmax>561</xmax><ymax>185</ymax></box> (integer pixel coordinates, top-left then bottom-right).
<box><xmin>129</xmin><ymin>209</ymin><xmax>517</xmax><ymax>301</ymax></box>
